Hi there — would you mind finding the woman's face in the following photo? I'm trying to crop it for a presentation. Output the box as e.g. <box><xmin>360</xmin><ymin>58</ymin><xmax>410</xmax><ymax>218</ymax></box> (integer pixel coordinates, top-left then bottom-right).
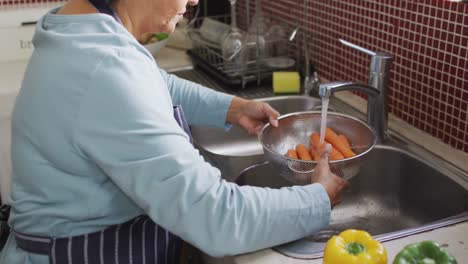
<box><xmin>127</xmin><ymin>0</ymin><xmax>198</xmax><ymax>34</ymax></box>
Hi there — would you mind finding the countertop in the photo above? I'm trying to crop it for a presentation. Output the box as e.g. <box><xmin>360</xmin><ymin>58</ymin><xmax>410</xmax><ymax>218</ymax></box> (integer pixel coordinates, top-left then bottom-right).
<box><xmin>205</xmin><ymin>222</ymin><xmax>468</xmax><ymax>264</ymax></box>
<box><xmin>1</xmin><ymin>44</ymin><xmax>467</xmax><ymax>264</ymax></box>
<box><xmin>153</xmin><ymin>46</ymin><xmax>193</xmax><ymax>73</ymax></box>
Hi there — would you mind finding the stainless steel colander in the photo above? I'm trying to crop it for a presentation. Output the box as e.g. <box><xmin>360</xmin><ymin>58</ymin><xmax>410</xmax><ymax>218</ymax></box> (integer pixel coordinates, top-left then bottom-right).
<box><xmin>258</xmin><ymin>111</ymin><xmax>376</xmax><ymax>185</ymax></box>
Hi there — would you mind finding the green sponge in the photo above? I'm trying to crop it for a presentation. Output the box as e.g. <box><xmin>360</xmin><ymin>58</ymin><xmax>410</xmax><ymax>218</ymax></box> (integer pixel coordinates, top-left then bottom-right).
<box><xmin>273</xmin><ymin>72</ymin><xmax>300</xmax><ymax>94</ymax></box>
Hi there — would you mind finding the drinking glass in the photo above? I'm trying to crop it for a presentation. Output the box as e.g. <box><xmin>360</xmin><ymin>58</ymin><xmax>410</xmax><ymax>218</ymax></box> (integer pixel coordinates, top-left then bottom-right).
<box><xmin>244</xmin><ymin>0</ymin><xmax>270</xmax><ymax>64</ymax></box>
<box><xmin>221</xmin><ymin>0</ymin><xmax>246</xmax><ymax>77</ymax></box>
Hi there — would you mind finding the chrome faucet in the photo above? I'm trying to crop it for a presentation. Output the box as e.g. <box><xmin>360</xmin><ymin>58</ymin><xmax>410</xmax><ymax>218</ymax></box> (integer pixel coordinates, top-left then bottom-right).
<box><xmin>319</xmin><ymin>39</ymin><xmax>393</xmax><ymax>142</ymax></box>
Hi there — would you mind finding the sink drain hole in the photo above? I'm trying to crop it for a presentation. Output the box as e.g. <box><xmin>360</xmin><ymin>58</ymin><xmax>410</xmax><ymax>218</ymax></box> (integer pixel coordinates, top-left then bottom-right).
<box><xmin>308</xmin><ymin>230</ymin><xmax>340</xmax><ymax>242</ymax></box>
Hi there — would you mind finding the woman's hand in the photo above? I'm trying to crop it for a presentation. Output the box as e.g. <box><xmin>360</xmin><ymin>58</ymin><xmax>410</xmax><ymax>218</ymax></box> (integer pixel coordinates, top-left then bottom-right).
<box><xmin>313</xmin><ymin>144</ymin><xmax>349</xmax><ymax>208</ymax></box>
<box><xmin>227</xmin><ymin>97</ymin><xmax>280</xmax><ymax>135</ymax></box>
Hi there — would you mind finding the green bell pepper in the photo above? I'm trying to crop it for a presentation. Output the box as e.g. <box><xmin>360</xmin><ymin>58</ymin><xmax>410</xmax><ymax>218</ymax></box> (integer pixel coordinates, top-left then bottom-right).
<box><xmin>393</xmin><ymin>241</ymin><xmax>457</xmax><ymax>264</ymax></box>
<box><xmin>152</xmin><ymin>33</ymin><xmax>169</xmax><ymax>41</ymax></box>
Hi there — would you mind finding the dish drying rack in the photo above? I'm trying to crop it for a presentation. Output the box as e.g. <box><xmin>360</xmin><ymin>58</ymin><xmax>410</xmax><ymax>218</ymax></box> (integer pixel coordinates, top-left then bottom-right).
<box><xmin>187</xmin><ymin>15</ymin><xmax>294</xmax><ymax>88</ymax></box>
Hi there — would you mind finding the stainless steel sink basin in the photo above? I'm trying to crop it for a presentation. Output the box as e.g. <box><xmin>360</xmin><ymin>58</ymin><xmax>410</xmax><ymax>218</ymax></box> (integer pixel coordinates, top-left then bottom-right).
<box><xmin>236</xmin><ymin>143</ymin><xmax>468</xmax><ymax>258</ymax></box>
<box><xmin>191</xmin><ymin>95</ymin><xmax>468</xmax><ymax>259</ymax></box>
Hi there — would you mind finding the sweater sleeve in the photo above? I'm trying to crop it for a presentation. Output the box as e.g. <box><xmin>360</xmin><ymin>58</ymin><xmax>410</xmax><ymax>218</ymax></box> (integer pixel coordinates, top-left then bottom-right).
<box><xmin>159</xmin><ymin>68</ymin><xmax>234</xmax><ymax>128</ymax></box>
<box><xmin>75</xmin><ymin>56</ymin><xmax>331</xmax><ymax>257</ymax></box>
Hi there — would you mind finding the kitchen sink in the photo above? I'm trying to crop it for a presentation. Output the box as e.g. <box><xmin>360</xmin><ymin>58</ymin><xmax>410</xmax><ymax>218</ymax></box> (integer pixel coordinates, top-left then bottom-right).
<box><xmin>237</xmin><ymin>144</ymin><xmax>468</xmax><ymax>258</ymax></box>
<box><xmin>191</xmin><ymin>95</ymin><xmax>468</xmax><ymax>259</ymax></box>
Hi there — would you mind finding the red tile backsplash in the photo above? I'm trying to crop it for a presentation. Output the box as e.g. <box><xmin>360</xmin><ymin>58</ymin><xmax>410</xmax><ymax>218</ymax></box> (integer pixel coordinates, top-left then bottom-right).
<box><xmin>237</xmin><ymin>0</ymin><xmax>467</xmax><ymax>153</ymax></box>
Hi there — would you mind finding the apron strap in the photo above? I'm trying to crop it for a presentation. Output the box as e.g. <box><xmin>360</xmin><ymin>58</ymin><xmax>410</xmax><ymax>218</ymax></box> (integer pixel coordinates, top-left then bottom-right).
<box><xmin>12</xmin><ymin>230</ymin><xmax>52</xmax><ymax>255</ymax></box>
<box><xmin>173</xmin><ymin>105</ymin><xmax>193</xmax><ymax>144</ymax></box>
<box><xmin>87</xmin><ymin>0</ymin><xmax>122</xmax><ymax>24</ymax></box>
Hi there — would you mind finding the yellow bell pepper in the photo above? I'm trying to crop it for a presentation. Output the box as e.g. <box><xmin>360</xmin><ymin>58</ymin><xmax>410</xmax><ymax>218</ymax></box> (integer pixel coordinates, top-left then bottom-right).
<box><xmin>323</xmin><ymin>229</ymin><xmax>387</xmax><ymax>264</ymax></box>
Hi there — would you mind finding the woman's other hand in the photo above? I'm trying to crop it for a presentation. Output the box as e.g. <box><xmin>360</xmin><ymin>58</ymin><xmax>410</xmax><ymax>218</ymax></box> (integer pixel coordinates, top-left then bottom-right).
<box><xmin>313</xmin><ymin>144</ymin><xmax>349</xmax><ymax>208</ymax></box>
<box><xmin>227</xmin><ymin>97</ymin><xmax>279</xmax><ymax>135</ymax></box>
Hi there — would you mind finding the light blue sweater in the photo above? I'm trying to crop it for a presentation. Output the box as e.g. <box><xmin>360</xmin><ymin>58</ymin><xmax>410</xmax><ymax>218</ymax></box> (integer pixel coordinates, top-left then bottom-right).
<box><xmin>0</xmin><ymin>8</ymin><xmax>330</xmax><ymax>263</ymax></box>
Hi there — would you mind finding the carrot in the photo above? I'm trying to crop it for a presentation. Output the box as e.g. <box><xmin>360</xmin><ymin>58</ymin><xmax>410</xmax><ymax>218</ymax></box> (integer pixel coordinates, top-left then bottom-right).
<box><xmin>329</xmin><ymin>145</ymin><xmax>345</xmax><ymax>160</ymax></box>
<box><xmin>309</xmin><ymin>145</ymin><xmax>320</xmax><ymax>161</ymax></box>
<box><xmin>309</xmin><ymin>132</ymin><xmax>344</xmax><ymax>161</ymax></box>
<box><xmin>309</xmin><ymin>133</ymin><xmax>322</xmax><ymax>161</ymax></box>
<box><xmin>338</xmin><ymin>134</ymin><xmax>351</xmax><ymax>149</ymax></box>
<box><xmin>286</xmin><ymin>149</ymin><xmax>299</xmax><ymax>159</ymax></box>
<box><xmin>325</xmin><ymin>128</ymin><xmax>356</xmax><ymax>158</ymax></box>
<box><xmin>296</xmin><ymin>144</ymin><xmax>312</xmax><ymax>161</ymax></box>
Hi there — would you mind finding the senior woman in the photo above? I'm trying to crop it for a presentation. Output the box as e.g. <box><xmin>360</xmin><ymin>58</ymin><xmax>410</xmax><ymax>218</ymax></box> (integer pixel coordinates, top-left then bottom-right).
<box><xmin>0</xmin><ymin>0</ymin><xmax>348</xmax><ymax>263</ymax></box>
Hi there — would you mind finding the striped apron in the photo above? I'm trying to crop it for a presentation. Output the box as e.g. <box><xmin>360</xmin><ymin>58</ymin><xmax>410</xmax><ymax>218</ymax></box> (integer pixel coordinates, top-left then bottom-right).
<box><xmin>12</xmin><ymin>105</ymin><xmax>193</xmax><ymax>264</ymax></box>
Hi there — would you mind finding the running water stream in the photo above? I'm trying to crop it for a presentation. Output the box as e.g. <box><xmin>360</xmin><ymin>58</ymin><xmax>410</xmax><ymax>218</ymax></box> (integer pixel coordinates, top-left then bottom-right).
<box><xmin>319</xmin><ymin>97</ymin><xmax>329</xmax><ymax>144</ymax></box>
